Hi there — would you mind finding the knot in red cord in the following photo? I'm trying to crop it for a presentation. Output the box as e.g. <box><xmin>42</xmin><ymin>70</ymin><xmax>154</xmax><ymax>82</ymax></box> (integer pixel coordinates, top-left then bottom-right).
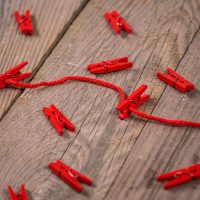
<box><xmin>0</xmin><ymin>61</ymin><xmax>32</xmax><ymax>89</ymax></box>
<box><xmin>0</xmin><ymin>72</ymin><xmax>17</xmax><ymax>89</ymax></box>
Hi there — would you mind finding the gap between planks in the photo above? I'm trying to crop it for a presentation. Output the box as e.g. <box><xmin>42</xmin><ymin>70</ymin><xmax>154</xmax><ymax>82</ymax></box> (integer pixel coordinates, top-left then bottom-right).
<box><xmin>0</xmin><ymin>0</ymin><xmax>91</xmax><ymax>122</ymax></box>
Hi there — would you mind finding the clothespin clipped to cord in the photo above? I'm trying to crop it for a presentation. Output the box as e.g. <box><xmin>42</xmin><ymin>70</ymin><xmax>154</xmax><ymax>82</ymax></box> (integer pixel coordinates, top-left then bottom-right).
<box><xmin>157</xmin><ymin>68</ymin><xmax>194</xmax><ymax>93</ymax></box>
<box><xmin>157</xmin><ymin>163</ymin><xmax>200</xmax><ymax>189</ymax></box>
<box><xmin>43</xmin><ymin>104</ymin><xmax>75</xmax><ymax>136</ymax></box>
<box><xmin>116</xmin><ymin>84</ymin><xmax>149</xmax><ymax>120</ymax></box>
<box><xmin>8</xmin><ymin>184</ymin><xmax>28</xmax><ymax>200</ymax></box>
<box><xmin>87</xmin><ymin>57</ymin><xmax>133</xmax><ymax>74</ymax></box>
<box><xmin>0</xmin><ymin>61</ymin><xmax>32</xmax><ymax>89</ymax></box>
<box><xmin>104</xmin><ymin>10</ymin><xmax>132</xmax><ymax>34</ymax></box>
<box><xmin>15</xmin><ymin>10</ymin><xmax>33</xmax><ymax>35</ymax></box>
<box><xmin>49</xmin><ymin>160</ymin><xmax>93</xmax><ymax>192</ymax></box>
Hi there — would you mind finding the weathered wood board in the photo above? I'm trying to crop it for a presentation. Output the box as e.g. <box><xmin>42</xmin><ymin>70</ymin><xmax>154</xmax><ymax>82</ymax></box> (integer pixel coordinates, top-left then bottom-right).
<box><xmin>0</xmin><ymin>0</ymin><xmax>89</xmax><ymax>119</ymax></box>
<box><xmin>0</xmin><ymin>0</ymin><xmax>200</xmax><ymax>199</ymax></box>
<box><xmin>105</xmin><ymin>30</ymin><xmax>200</xmax><ymax>200</ymax></box>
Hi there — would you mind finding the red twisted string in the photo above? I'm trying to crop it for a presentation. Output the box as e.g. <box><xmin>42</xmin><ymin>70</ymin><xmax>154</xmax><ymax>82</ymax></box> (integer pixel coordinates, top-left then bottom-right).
<box><xmin>5</xmin><ymin>77</ymin><xmax>200</xmax><ymax>128</ymax></box>
<box><xmin>130</xmin><ymin>108</ymin><xmax>200</xmax><ymax>127</ymax></box>
<box><xmin>5</xmin><ymin>76</ymin><xmax>126</xmax><ymax>102</ymax></box>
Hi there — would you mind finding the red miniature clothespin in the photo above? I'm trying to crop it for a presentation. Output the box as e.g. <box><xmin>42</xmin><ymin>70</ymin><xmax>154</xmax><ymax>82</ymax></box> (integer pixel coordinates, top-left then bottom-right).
<box><xmin>0</xmin><ymin>62</ymin><xmax>32</xmax><ymax>89</ymax></box>
<box><xmin>157</xmin><ymin>163</ymin><xmax>200</xmax><ymax>189</ymax></box>
<box><xmin>157</xmin><ymin>68</ymin><xmax>194</xmax><ymax>93</ymax></box>
<box><xmin>8</xmin><ymin>184</ymin><xmax>28</xmax><ymax>200</ymax></box>
<box><xmin>49</xmin><ymin>160</ymin><xmax>93</xmax><ymax>192</ymax></box>
<box><xmin>87</xmin><ymin>57</ymin><xmax>133</xmax><ymax>74</ymax></box>
<box><xmin>116</xmin><ymin>84</ymin><xmax>149</xmax><ymax>120</ymax></box>
<box><xmin>43</xmin><ymin>104</ymin><xmax>75</xmax><ymax>136</ymax></box>
<box><xmin>15</xmin><ymin>10</ymin><xmax>33</xmax><ymax>35</ymax></box>
<box><xmin>104</xmin><ymin>10</ymin><xmax>132</xmax><ymax>34</ymax></box>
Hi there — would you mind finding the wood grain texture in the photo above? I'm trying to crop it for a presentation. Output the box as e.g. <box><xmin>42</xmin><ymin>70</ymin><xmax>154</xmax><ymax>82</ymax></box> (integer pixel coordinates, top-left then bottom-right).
<box><xmin>0</xmin><ymin>0</ymin><xmax>89</xmax><ymax>119</ymax></box>
<box><xmin>0</xmin><ymin>0</ymin><xmax>200</xmax><ymax>199</ymax></box>
<box><xmin>105</xmin><ymin>30</ymin><xmax>200</xmax><ymax>200</ymax></box>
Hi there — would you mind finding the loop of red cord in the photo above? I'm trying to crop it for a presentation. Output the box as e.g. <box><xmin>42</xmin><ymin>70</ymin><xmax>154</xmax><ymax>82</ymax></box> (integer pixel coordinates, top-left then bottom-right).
<box><xmin>5</xmin><ymin>76</ymin><xmax>200</xmax><ymax>128</ymax></box>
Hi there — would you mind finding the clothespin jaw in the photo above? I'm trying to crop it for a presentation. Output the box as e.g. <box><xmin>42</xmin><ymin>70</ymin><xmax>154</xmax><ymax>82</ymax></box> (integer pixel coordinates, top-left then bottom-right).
<box><xmin>43</xmin><ymin>104</ymin><xmax>75</xmax><ymax>136</ymax></box>
<box><xmin>0</xmin><ymin>62</ymin><xmax>32</xmax><ymax>89</ymax></box>
<box><xmin>157</xmin><ymin>163</ymin><xmax>200</xmax><ymax>189</ymax></box>
<box><xmin>105</xmin><ymin>10</ymin><xmax>132</xmax><ymax>34</ymax></box>
<box><xmin>49</xmin><ymin>160</ymin><xmax>93</xmax><ymax>192</ymax></box>
<box><xmin>116</xmin><ymin>84</ymin><xmax>149</xmax><ymax>120</ymax></box>
<box><xmin>88</xmin><ymin>57</ymin><xmax>133</xmax><ymax>74</ymax></box>
<box><xmin>15</xmin><ymin>10</ymin><xmax>33</xmax><ymax>35</ymax></box>
<box><xmin>8</xmin><ymin>184</ymin><xmax>28</xmax><ymax>200</ymax></box>
<box><xmin>157</xmin><ymin>68</ymin><xmax>194</xmax><ymax>93</ymax></box>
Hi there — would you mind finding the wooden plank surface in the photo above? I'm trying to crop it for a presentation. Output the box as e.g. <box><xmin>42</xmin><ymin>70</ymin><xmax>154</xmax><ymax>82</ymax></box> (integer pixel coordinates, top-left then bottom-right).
<box><xmin>0</xmin><ymin>0</ymin><xmax>89</xmax><ymax>119</ymax></box>
<box><xmin>105</xmin><ymin>30</ymin><xmax>200</xmax><ymax>200</ymax></box>
<box><xmin>0</xmin><ymin>0</ymin><xmax>200</xmax><ymax>199</ymax></box>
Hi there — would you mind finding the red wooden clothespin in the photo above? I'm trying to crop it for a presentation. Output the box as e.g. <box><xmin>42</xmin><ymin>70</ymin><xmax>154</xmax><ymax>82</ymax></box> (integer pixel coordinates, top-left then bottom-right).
<box><xmin>8</xmin><ymin>184</ymin><xmax>28</xmax><ymax>200</ymax></box>
<box><xmin>0</xmin><ymin>62</ymin><xmax>32</xmax><ymax>89</ymax></box>
<box><xmin>157</xmin><ymin>163</ymin><xmax>200</xmax><ymax>189</ymax></box>
<box><xmin>87</xmin><ymin>57</ymin><xmax>133</xmax><ymax>74</ymax></box>
<box><xmin>104</xmin><ymin>10</ymin><xmax>132</xmax><ymax>34</ymax></box>
<box><xmin>116</xmin><ymin>84</ymin><xmax>149</xmax><ymax>120</ymax></box>
<box><xmin>15</xmin><ymin>10</ymin><xmax>33</xmax><ymax>35</ymax></box>
<box><xmin>43</xmin><ymin>104</ymin><xmax>75</xmax><ymax>136</ymax></box>
<box><xmin>49</xmin><ymin>160</ymin><xmax>93</xmax><ymax>192</ymax></box>
<box><xmin>157</xmin><ymin>68</ymin><xmax>194</xmax><ymax>93</ymax></box>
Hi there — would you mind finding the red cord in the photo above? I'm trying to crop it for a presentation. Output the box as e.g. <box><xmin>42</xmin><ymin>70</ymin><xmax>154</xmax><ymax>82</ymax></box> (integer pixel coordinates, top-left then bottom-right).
<box><xmin>5</xmin><ymin>77</ymin><xmax>200</xmax><ymax>128</ymax></box>
<box><xmin>5</xmin><ymin>76</ymin><xmax>126</xmax><ymax>102</ymax></box>
<box><xmin>130</xmin><ymin>108</ymin><xmax>200</xmax><ymax>127</ymax></box>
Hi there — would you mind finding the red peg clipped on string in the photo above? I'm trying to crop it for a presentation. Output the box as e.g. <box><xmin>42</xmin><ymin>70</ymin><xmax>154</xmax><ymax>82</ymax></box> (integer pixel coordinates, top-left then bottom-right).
<box><xmin>104</xmin><ymin>10</ymin><xmax>132</xmax><ymax>34</ymax></box>
<box><xmin>157</xmin><ymin>68</ymin><xmax>195</xmax><ymax>93</ymax></box>
<box><xmin>157</xmin><ymin>163</ymin><xmax>200</xmax><ymax>189</ymax></box>
<box><xmin>116</xmin><ymin>84</ymin><xmax>149</xmax><ymax>120</ymax></box>
<box><xmin>15</xmin><ymin>10</ymin><xmax>33</xmax><ymax>35</ymax></box>
<box><xmin>49</xmin><ymin>160</ymin><xmax>93</xmax><ymax>192</ymax></box>
<box><xmin>8</xmin><ymin>184</ymin><xmax>28</xmax><ymax>200</ymax></box>
<box><xmin>43</xmin><ymin>104</ymin><xmax>75</xmax><ymax>136</ymax></box>
<box><xmin>87</xmin><ymin>56</ymin><xmax>133</xmax><ymax>74</ymax></box>
<box><xmin>0</xmin><ymin>61</ymin><xmax>32</xmax><ymax>89</ymax></box>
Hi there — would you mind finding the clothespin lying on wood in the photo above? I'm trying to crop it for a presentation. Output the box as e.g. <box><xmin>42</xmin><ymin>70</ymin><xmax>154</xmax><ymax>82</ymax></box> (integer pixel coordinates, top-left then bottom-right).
<box><xmin>157</xmin><ymin>68</ymin><xmax>194</xmax><ymax>93</ymax></box>
<box><xmin>15</xmin><ymin>10</ymin><xmax>33</xmax><ymax>35</ymax></box>
<box><xmin>87</xmin><ymin>57</ymin><xmax>133</xmax><ymax>74</ymax></box>
<box><xmin>157</xmin><ymin>163</ymin><xmax>200</xmax><ymax>189</ymax></box>
<box><xmin>8</xmin><ymin>184</ymin><xmax>28</xmax><ymax>200</ymax></box>
<box><xmin>104</xmin><ymin>10</ymin><xmax>132</xmax><ymax>34</ymax></box>
<box><xmin>0</xmin><ymin>61</ymin><xmax>32</xmax><ymax>89</ymax></box>
<box><xmin>116</xmin><ymin>84</ymin><xmax>149</xmax><ymax>120</ymax></box>
<box><xmin>43</xmin><ymin>104</ymin><xmax>75</xmax><ymax>136</ymax></box>
<box><xmin>49</xmin><ymin>160</ymin><xmax>93</xmax><ymax>192</ymax></box>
